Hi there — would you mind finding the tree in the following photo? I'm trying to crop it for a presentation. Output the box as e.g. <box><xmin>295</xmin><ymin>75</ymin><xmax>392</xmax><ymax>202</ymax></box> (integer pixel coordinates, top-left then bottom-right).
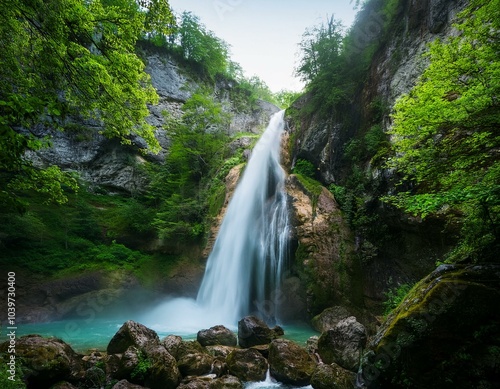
<box><xmin>149</xmin><ymin>90</ymin><xmax>231</xmax><ymax>242</ymax></box>
<box><xmin>177</xmin><ymin>12</ymin><xmax>230</xmax><ymax>80</ymax></box>
<box><xmin>295</xmin><ymin>15</ymin><xmax>349</xmax><ymax>114</ymax></box>
<box><xmin>0</xmin><ymin>0</ymin><xmax>175</xmax><ymax>209</ymax></box>
<box><xmin>384</xmin><ymin>0</ymin><xmax>500</xmax><ymax>262</ymax></box>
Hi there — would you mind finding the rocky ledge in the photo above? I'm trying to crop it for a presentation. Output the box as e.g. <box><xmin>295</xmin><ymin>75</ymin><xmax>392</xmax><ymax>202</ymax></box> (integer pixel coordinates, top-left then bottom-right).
<box><xmin>0</xmin><ymin>315</ymin><xmax>367</xmax><ymax>389</ymax></box>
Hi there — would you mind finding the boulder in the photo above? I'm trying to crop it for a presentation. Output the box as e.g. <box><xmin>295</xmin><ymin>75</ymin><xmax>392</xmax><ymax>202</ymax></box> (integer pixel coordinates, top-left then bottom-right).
<box><xmin>358</xmin><ymin>264</ymin><xmax>500</xmax><ymax>389</ymax></box>
<box><xmin>318</xmin><ymin>316</ymin><xmax>367</xmax><ymax>371</ymax></box>
<box><xmin>197</xmin><ymin>325</ymin><xmax>237</xmax><ymax>347</ymax></box>
<box><xmin>175</xmin><ymin>341</ymin><xmax>213</xmax><ymax>377</ymax></box>
<box><xmin>144</xmin><ymin>344</ymin><xmax>181</xmax><ymax>389</ymax></box>
<box><xmin>161</xmin><ymin>334</ymin><xmax>183</xmax><ymax>358</ymax></box>
<box><xmin>178</xmin><ymin>378</ymin><xmax>212</xmax><ymax>389</ymax></box>
<box><xmin>211</xmin><ymin>375</ymin><xmax>243</xmax><ymax>389</ymax></box>
<box><xmin>226</xmin><ymin>348</ymin><xmax>268</xmax><ymax>382</ymax></box>
<box><xmin>115</xmin><ymin>346</ymin><xmax>140</xmax><ymax>381</ymax></box>
<box><xmin>206</xmin><ymin>345</ymin><xmax>237</xmax><ymax>359</ymax></box>
<box><xmin>311</xmin><ymin>306</ymin><xmax>352</xmax><ymax>332</ymax></box>
<box><xmin>0</xmin><ymin>335</ymin><xmax>83</xmax><ymax>389</ymax></box>
<box><xmin>84</xmin><ymin>366</ymin><xmax>106</xmax><ymax>388</ymax></box>
<box><xmin>237</xmin><ymin>316</ymin><xmax>282</xmax><ymax>348</ymax></box>
<box><xmin>107</xmin><ymin>321</ymin><xmax>159</xmax><ymax>354</ymax></box>
<box><xmin>268</xmin><ymin>339</ymin><xmax>317</xmax><ymax>386</ymax></box>
<box><xmin>112</xmin><ymin>379</ymin><xmax>148</xmax><ymax>389</ymax></box>
<box><xmin>310</xmin><ymin>363</ymin><xmax>355</xmax><ymax>389</ymax></box>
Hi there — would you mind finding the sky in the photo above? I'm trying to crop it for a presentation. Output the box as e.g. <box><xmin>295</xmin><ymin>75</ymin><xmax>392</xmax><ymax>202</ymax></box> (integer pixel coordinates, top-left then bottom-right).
<box><xmin>167</xmin><ymin>0</ymin><xmax>359</xmax><ymax>92</ymax></box>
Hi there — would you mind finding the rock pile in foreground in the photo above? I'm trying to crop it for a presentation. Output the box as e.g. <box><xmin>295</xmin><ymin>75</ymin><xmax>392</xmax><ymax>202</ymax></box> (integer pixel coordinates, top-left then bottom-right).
<box><xmin>0</xmin><ymin>315</ymin><xmax>365</xmax><ymax>388</ymax></box>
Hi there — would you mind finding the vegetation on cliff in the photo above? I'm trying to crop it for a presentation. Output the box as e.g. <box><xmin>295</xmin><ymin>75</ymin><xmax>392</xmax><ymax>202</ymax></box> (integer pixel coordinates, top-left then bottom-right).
<box><xmin>384</xmin><ymin>0</ymin><xmax>500</xmax><ymax>262</ymax></box>
<box><xmin>291</xmin><ymin>0</ymin><xmax>499</xmax><ymax>266</ymax></box>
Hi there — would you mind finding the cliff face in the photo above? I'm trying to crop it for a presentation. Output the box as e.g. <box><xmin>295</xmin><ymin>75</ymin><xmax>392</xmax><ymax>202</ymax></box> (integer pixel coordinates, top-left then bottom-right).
<box><xmin>30</xmin><ymin>48</ymin><xmax>278</xmax><ymax>195</ymax></box>
<box><xmin>287</xmin><ymin>0</ymin><xmax>469</xmax><ymax>314</ymax></box>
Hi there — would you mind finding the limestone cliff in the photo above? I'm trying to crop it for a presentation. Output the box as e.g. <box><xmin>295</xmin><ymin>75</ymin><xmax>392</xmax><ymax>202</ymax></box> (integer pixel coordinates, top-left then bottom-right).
<box><xmin>29</xmin><ymin>46</ymin><xmax>278</xmax><ymax>195</ymax></box>
<box><xmin>287</xmin><ymin>0</ymin><xmax>469</xmax><ymax>314</ymax></box>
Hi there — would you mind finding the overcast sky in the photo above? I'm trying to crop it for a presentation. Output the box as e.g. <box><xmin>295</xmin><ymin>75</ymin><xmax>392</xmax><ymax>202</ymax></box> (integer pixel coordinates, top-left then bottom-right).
<box><xmin>167</xmin><ymin>0</ymin><xmax>359</xmax><ymax>92</ymax></box>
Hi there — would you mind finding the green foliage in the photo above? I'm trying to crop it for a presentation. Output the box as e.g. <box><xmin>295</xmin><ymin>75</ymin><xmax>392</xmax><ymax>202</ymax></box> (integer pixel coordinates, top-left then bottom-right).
<box><xmin>130</xmin><ymin>351</ymin><xmax>152</xmax><ymax>382</ymax></box>
<box><xmin>383</xmin><ymin>283</ymin><xmax>414</xmax><ymax>316</ymax></box>
<box><xmin>384</xmin><ymin>0</ymin><xmax>500</xmax><ymax>262</ymax></box>
<box><xmin>274</xmin><ymin>89</ymin><xmax>302</xmax><ymax>109</ymax></box>
<box><xmin>0</xmin><ymin>355</ymin><xmax>26</xmax><ymax>388</ymax></box>
<box><xmin>149</xmin><ymin>90</ymin><xmax>231</xmax><ymax>242</ymax></box>
<box><xmin>296</xmin><ymin>15</ymin><xmax>349</xmax><ymax>115</ymax></box>
<box><xmin>293</xmin><ymin>159</ymin><xmax>316</xmax><ymax>179</ymax></box>
<box><xmin>0</xmin><ymin>0</ymin><xmax>176</xmax><ymax>208</ymax></box>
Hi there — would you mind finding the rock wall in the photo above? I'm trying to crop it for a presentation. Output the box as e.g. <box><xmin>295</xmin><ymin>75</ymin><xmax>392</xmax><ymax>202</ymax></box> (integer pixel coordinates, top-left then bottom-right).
<box><xmin>287</xmin><ymin>0</ymin><xmax>469</xmax><ymax>315</ymax></box>
<box><xmin>30</xmin><ymin>47</ymin><xmax>279</xmax><ymax>195</ymax></box>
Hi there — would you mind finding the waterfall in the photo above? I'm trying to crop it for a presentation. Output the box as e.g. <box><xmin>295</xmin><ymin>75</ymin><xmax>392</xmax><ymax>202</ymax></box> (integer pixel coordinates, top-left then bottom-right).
<box><xmin>197</xmin><ymin>110</ymin><xmax>290</xmax><ymax>325</ymax></box>
<box><xmin>143</xmin><ymin>110</ymin><xmax>290</xmax><ymax>331</ymax></box>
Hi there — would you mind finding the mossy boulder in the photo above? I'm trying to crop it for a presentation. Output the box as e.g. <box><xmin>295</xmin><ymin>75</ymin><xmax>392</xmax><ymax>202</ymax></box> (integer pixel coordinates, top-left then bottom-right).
<box><xmin>237</xmin><ymin>316</ymin><xmax>282</xmax><ymax>348</ymax></box>
<box><xmin>175</xmin><ymin>341</ymin><xmax>213</xmax><ymax>377</ymax></box>
<box><xmin>268</xmin><ymin>339</ymin><xmax>317</xmax><ymax>386</ymax></box>
<box><xmin>310</xmin><ymin>363</ymin><xmax>355</xmax><ymax>389</ymax></box>
<box><xmin>197</xmin><ymin>325</ymin><xmax>237</xmax><ymax>347</ymax></box>
<box><xmin>226</xmin><ymin>348</ymin><xmax>268</xmax><ymax>382</ymax></box>
<box><xmin>107</xmin><ymin>321</ymin><xmax>159</xmax><ymax>354</ymax></box>
<box><xmin>0</xmin><ymin>335</ymin><xmax>83</xmax><ymax>389</ymax></box>
<box><xmin>359</xmin><ymin>264</ymin><xmax>500</xmax><ymax>388</ymax></box>
<box><xmin>317</xmin><ymin>316</ymin><xmax>367</xmax><ymax>371</ymax></box>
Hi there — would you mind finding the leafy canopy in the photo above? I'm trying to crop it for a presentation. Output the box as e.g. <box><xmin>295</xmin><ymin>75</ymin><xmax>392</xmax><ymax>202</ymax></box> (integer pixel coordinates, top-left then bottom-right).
<box><xmin>0</xmin><ymin>0</ymin><xmax>175</xmax><ymax>209</ymax></box>
<box><xmin>384</xmin><ymin>0</ymin><xmax>500</xmax><ymax>262</ymax></box>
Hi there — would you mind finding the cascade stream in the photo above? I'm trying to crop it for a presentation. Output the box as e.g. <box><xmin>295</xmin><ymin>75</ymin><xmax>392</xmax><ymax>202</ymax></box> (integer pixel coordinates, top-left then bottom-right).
<box><xmin>144</xmin><ymin>110</ymin><xmax>290</xmax><ymax>330</ymax></box>
<box><xmin>197</xmin><ymin>109</ymin><xmax>290</xmax><ymax>325</ymax></box>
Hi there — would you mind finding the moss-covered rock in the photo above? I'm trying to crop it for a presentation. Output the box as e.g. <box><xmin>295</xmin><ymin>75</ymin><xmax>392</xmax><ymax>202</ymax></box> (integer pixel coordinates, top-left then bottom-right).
<box><xmin>107</xmin><ymin>321</ymin><xmax>159</xmax><ymax>354</ymax></box>
<box><xmin>268</xmin><ymin>339</ymin><xmax>317</xmax><ymax>386</ymax></box>
<box><xmin>0</xmin><ymin>335</ymin><xmax>82</xmax><ymax>389</ymax></box>
<box><xmin>359</xmin><ymin>264</ymin><xmax>500</xmax><ymax>388</ymax></box>
<box><xmin>226</xmin><ymin>348</ymin><xmax>268</xmax><ymax>382</ymax></box>
<box><xmin>310</xmin><ymin>363</ymin><xmax>355</xmax><ymax>389</ymax></box>
<box><xmin>197</xmin><ymin>325</ymin><xmax>237</xmax><ymax>347</ymax></box>
<box><xmin>318</xmin><ymin>316</ymin><xmax>367</xmax><ymax>371</ymax></box>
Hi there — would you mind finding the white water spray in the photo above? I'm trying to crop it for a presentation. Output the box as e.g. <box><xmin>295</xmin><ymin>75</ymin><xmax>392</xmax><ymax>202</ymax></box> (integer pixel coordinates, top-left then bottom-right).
<box><xmin>144</xmin><ymin>110</ymin><xmax>290</xmax><ymax>331</ymax></box>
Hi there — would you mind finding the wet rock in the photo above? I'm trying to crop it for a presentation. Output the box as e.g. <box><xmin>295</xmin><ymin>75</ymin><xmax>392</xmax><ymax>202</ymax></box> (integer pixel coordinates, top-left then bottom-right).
<box><xmin>107</xmin><ymin>321</ymin><xmax>159</xmax><ymax>354</ymax></box>
<box><xmin>206</xmin><ymin>345</ymin><xmax>237</xmax><ymax>359</ymax></box>
<box><xmin>237</xmin><ymin>316</ymin><xmax>282</xmax><ymax>348</ymax></box>
<box><xmin>114</xmin><ymin>346</ymin><xmax>140</xmax><ymax>381</ymax></box>
<box><xmin>144</xmin><ymin>344</ymin><xmax>181</xmax><ymax>389</ymax></box>
<box><xmin>310</xmin><ymin>363</ymin><xmax>355</xmax><ymax>389</ymax></box>
<box><xmin>161</xmin><ymin>334</ymin><xmax>183</xmax><ymax>358</ymax></box>
<box><xmin>112</xmin><ymin>379</ymin><xmax>148</xmax><ymax>389</ymax></box>
<box><xmin>268</xmin><ymin>339</ymin><xmax>317</xmax><ymax>386</ymax></box>
<box><xmin>84</xmin><ymin>366</ymin><xmax>106</xmax><ymax>388</ymax></box>
<box><xmin>197</xmin><ymin>325</ymin><xmax>237</xmax><ymax>347</ymax></box>
<box><xmin>306</xmin><ymin>336</ymin><xmax>320</xmax><ymax>357</ymax></box>
<box><xmin>358</xmin><ymin>264</ymin><xmax>500</xmax><ymax>389</ymax></box>
<box><xmin>178</xmin><ymin>378</ymin><xmax>212</xmax><ymax>389</ymax></box>
<box><xmin>318</xmin><ymin>316</ymin><xmax>367</xmax><ymax>371</ymax></box>
<box><xmin>210</xmin><ymin>357</ymin><xmax>228</xmax><ymax>377</ymax></box>
<box><xmin>176</xmin><ymin>341</ymin><xmax>213</xmax><ymax>377</ymax></box>
<box><xmin>211</xmin><ymin>375</ymin><xmax>243</xmax><ymax>389</ymax></box>
<box><xmin>0</xmin><ymin>335</ymin><xmax>83</xmax><ymax>389</ymax></box>
<box><xmin>311</xmin><ymin>306</ymin><xmax>352</xmax><ymax>332</ymax></box>
<box><xmin>226</xmin><ymin>348</ymin><xmax>268</xmax><ymax>382</ymax></box>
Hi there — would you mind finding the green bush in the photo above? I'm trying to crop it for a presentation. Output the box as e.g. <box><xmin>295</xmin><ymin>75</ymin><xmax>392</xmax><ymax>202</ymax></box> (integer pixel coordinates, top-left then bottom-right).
<box><xmin>383</xmin><ymin>283</ymin><xmax>414</xmax><ymax>315</ymax></box>
<box><xmin>293</xmin><ymin>159</ymin><xmax>316</xmax><ymax>178</ymax></box>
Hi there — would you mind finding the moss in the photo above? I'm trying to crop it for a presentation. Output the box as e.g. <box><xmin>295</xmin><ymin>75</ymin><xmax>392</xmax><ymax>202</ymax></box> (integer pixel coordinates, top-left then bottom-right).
<box><xmin>362</xmin><ymin>264</ymin><xmax>500</xmax><ymax>388</ymax></box>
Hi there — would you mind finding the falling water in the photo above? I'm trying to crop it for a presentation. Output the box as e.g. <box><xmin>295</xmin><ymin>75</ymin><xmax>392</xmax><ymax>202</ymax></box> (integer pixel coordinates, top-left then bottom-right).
<box><xmin>143</xmin><ymin>110</ymin><xmax>290</xmax><ymax>331</ymax></box>
<box><xmin>197</xmin><ymin>109</ymin><xmax>290</xmax><ymax>325</ymax></box>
